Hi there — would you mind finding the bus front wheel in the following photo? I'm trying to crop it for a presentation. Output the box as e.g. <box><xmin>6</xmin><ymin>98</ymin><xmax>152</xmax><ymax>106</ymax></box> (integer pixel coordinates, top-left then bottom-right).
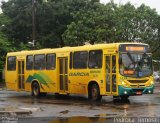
<box><xmin>120</xmin><ymin>95</ymin><xmax>129</xmax><ymax>100</ymax></box>
<box><xmin>89</xmin><ymin>83</ymin><xmax>102</xmax><ymax>101</ymax></box>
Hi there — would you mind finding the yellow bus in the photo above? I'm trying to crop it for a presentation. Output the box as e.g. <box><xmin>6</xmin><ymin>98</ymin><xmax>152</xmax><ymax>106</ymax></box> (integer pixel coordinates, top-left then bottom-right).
<box><xmin>5</xmin><ymin>43</ymin><xmax>154</xmax><ymax>101</ymax></box>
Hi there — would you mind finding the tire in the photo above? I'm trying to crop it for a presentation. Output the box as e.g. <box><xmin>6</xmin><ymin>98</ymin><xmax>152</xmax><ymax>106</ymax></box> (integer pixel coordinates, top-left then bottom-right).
<box><xmin>32</xmin><ymin>82</ymin><xmax>40</xmax><ymax>97</ymax></box>
<box><xmin>40</xmin><ymin>92</ymin><xmax>47</xmax><ymax>97</ymax></box>
<box><xmin>113</xmin><ymin>96</ymin><xmax>120</xmax><ymax>99</ymax></box>
<box><xmin>89</xmin><ymin>83</ymin><xmax>102</xmax><ymax>101</ymax></box>
<box><xmin>120</xmin><ymin>95</ymin><xmax>129</xmax><ymax>100</ymax></box>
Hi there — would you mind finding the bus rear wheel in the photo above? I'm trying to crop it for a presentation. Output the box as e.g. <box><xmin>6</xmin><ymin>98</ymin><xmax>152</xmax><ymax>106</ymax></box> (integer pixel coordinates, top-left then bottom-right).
<box><xmin>32</xmin><ymin>82</ymin><xmax>40</xmax><ymax>97</ymax></box>
<box><xmin>89</xmin><ymin>83</ymin><xmax>102</xmax><ymax>101</ymax></box>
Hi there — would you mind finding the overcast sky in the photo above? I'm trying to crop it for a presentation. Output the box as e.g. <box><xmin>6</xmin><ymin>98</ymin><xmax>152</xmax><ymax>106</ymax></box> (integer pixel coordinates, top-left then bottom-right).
<box><xmin>101</xmin><ymin>0</ymin><xmax>160</xmax><ymax>14</ymax></box>
<box><xmin>0</xmin><ymin>0</ymin><xmax>160</xmax><ymax>14</ymax></box>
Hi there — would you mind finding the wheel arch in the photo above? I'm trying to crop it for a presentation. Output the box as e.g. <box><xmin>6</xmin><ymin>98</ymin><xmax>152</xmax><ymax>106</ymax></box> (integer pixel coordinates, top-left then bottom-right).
<box><xmin>87</xmin><ymin>80</ymin><xmax>102</xmax><ymax>101</ymax></box>
<box><xmin>31</xmin><ymin>79</ymin><xmax>41</xmax><ymax>90</ymax></box>
<box><xmin>88</xmin><ymin>80</ymin><xmax>100</xmax><ymax>94</ymax></box>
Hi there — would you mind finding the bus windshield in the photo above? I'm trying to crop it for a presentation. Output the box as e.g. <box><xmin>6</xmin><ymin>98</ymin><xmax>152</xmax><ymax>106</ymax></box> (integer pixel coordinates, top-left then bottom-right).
<box><xmin>119</xmin><ymin>53</ymin><xmax>152</xmax><ymax>78</ymax></box>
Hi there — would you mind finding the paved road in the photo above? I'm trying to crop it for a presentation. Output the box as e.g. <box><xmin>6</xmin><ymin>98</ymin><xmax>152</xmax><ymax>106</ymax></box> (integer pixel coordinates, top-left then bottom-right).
<box><xmin>0</xmin><ymin>88</ymin><xmax>160</xmax><ymax>123</ymax></box>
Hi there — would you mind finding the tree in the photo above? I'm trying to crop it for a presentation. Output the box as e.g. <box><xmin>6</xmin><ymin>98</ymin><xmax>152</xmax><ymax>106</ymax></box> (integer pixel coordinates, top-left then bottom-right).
<box><xmin>1</xmin><ymin>0</ymin><xmax>160</xmax><ymax>60</ymax></box>
<box><xmin>63</xmin><ymin>2</ymin><xmax>117</xmax><ymax>46</ymax></box>
<box><xmin>1</xmin><ymin>0</ymin><xmax>32</xmax><ymax>47</ymax></box>
<box><xmin>0</xmin><ymin>14</ymin><xmax>14</xmax><ymax>71</ymax></box>
<box><xmin>36</xmin><ymin>0</ymin><xmax>93</xmax><ymax>48</ymax></box>
<box><xmin>63</xmin><ymin>1</ymin><xmax>160</xmax><ymax>58</ymax></box>
<box><xmin>1</xmin><ymin>0</ymin><xmax>92</xmax><ymax>48</ymax></box>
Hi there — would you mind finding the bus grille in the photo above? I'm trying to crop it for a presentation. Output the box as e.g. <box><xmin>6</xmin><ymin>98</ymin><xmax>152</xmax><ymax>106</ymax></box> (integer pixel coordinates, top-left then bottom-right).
<box><xmin>130</xmin><ymin>85</ymin><xmax>145</xmax><ymax>87</ymax></box>
<box><xmin>132</xmin><ymin>88</ymin><xmax>144</xmax><ymax>92</ymax></box>
<box><xmin>127</xmin><ymin>80</ymin><xmax>148</xmax><ymax>83</ymax></box>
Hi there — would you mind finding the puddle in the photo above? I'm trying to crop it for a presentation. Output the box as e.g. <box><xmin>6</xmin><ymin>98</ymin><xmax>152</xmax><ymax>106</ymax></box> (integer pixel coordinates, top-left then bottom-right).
<box><xmin>50</xmin><ymin>116</ymin><xmax>111</xmax><ymax>123</ymax></box>
<box><xmin>0</xmin><ymin>99</ymin><xmax>5</xmax><ymax>102</ymax></box>
<box><xmin>94</xmin><ymin>113</ymin><xmax>118</xmax><ymax>117</ymax></box>
<box><xmin>0</xmin><ymin>107</ymin><xmax>17</xmax><ymax>111</ymax></box>
<box><xmin>0</xmin><ymin>107</ymin><xmax>32</xmax><ymax>116</ymax></box>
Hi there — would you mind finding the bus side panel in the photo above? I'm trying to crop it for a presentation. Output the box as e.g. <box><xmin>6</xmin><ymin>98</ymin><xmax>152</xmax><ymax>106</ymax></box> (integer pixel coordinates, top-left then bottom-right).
<box><xmin>5</xmin><ymin>71</ymin><xmax>18</xmax><ymax>91</ymax></box>
<box><xmin>68</xmin><ymin>68</ymin><xmax>106</xmax><ymax>95</ymax></box>
<box><xmin>25</xmin><ymin>71</ymin><xmax>34</xmax><ymax>92</ymax></box>
<box><xmin>68</xmin><ymin>69</ymin><xmax>105</xmax><ymax>95</ymax></box>
<box><xmin>69</xmin><ymin>69</ymin><xmax>89</xmax><ymax>94</ymax></box>
<box><xmin>25</xmin><ymin>70</ymin><xmax>58</xmax><ymax>93</ymax></box>
<box><xmin>43</xmin><ymin>70</ymin><xmax>58</xmax><ymax>93</ymax></box>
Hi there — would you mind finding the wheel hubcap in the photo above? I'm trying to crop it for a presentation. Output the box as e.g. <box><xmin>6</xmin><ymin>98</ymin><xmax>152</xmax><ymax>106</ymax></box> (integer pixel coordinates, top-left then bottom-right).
<box><xmin>92</xmin><ymin>87</ymin><xmax>98</xmax><ymax>100</ymax></box>
<box><xmin>33</xmin><ymin>86</ymin><xmax>38</xmax><ymax>96</ymax></box>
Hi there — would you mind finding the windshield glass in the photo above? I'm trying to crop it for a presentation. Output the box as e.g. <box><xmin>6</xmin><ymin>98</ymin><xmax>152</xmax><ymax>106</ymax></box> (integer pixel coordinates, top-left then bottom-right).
<box><xmin>119</xmin><ymin>53</ymin><xmax>152</xmax><ymax>77</ymax></box>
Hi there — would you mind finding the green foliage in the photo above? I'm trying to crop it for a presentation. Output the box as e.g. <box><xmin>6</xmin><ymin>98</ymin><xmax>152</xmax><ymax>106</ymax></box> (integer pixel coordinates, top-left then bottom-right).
<box><xmin>0</xmin><ymin>14</ymin><xmax>11</xmax><ymax>70</ymax></box>
<box><xmin>1</xmin><ymin>0</ymin><xmax>32</xmax><ymax>46</ymax></box>
<box><xmin>1</xmin><ymin>0</ymin><xmax>92</xmax><ymax>48</ymax></box>
<box><xmin>0</xmin><ymin>0</ymin><xmax>160</xmax><ymax>65</ymax></box>
<box><xmin>36</xmin><ymin>0</ymin><xmax>91</xmax><ymax>47</ymax></box>
<box><xmin>63</xmin><ymin>2</ymin><xmax>117</xmax><ymax>45</ymax></box>
<box><xmin>63</xmin><ymin>1</ymin><xmax>160</xmax><ymax>54</ymax></box>
<box><xmin>116</xmin><ymin>3</ymin><xmax>160</xmax><ymax>53</ymax></box>
<box><xmin>0</xmin><ymin>32</ymin><xmax>11</xmax><ymax>70</ymax></box>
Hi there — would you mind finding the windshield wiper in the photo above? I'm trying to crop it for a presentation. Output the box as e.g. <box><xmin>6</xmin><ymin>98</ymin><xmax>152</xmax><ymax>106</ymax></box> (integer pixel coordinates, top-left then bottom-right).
<box><xmin>137</xmin><ymin>53</ymin><xmax>147</xmax><ymax>67</ymax></box>
<box><xmin>126</xmin><ymin>52</ymin><xmax>135</xmax><ymax>67</ymax></box>
<box><xmin>135</xmin><ymin>53</ymin><xmax>148</xmax><ymax>77</ymax></box>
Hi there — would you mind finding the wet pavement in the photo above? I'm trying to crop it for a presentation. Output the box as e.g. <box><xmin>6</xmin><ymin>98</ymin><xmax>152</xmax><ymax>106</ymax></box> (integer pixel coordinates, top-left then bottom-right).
<box><xmin>0</xmin><ymin>84</ymin><xmax>160</xmax><ymax>123</ymax></box>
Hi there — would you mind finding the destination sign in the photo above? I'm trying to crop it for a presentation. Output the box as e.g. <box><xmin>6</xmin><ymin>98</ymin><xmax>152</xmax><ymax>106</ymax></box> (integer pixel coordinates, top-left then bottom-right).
<box><xmin>126</xmin><ymin>46</ymin><xmax>145</xmax><ymax>51</ymax></box>
<box><xmin>123</xmin><ymin>70</ymin><xmax>134</xmax><ymax>75</ymax></box>
<box><xmin>119</xmin><ymin>44</ymin><xmax>149</xmax><ymax>52</ymax></box>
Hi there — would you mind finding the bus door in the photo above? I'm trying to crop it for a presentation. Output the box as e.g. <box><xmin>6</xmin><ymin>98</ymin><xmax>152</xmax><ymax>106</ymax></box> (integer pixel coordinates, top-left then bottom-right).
<box><xmin>58</xmin><ymin>57</ymin><xmax>68</xmax><ymax>92</ymax></box>
<box><xmin>17</xmin><ymin>60</ymin><xmax>25</xmax><ymax>90</ymax></box>
<box><xmin>105</xmin><ymin>55</ymin><xmax>117</xmax><ymax>95</ymax></box>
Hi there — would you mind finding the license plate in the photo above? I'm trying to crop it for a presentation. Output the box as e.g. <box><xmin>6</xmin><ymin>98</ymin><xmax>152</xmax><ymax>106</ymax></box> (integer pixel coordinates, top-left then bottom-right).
<box><xmin>136</xmin><ymin>91</ymin><xmax>142</xmax><ymax>95</ymax></box>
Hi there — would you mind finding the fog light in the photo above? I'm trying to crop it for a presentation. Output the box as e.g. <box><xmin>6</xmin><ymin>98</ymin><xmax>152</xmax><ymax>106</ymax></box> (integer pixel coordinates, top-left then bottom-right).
<box><xmin>124</xmin><ymin>91</ymin><xmax>127</xmax><ymax>94</ymax></box>
<box><xmin>148</xmin><ymin>90</ymin><xmax>151</xmax><ymax>93</ymax></box>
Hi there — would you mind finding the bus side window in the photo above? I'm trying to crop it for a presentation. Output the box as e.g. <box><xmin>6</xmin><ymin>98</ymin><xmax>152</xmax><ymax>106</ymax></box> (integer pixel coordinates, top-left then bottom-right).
<box><xmin>112</xmin><ymin>56</ymin><xmax>116</xmax><ymax>73</ymax></box>
<box><xmin>70</xmin><ymin>52</ymin><xmax>72</xmax><ymax>69</ymax></box>
<box><xmin>73</xmin><ymin>51</ymin><xmax>88</xmax><ymax>69</ymax></box>
<box><xmin>26</xmin><ymin>55</ymin><xmax>33</xmax><ymax>70</ymax></box>
<box><xmin>106</xmin><ymin>56</ymin><xmax>110</xmax><ymax>73</ymax></box>
<box><xmin>34</xmin><ymin>54</ymin><xmax>45</xmax><ymax>70</ymax></box>
<box><xmin>7</xmin><ymin>56</ymin><xmax>16</xmax><ymax>71</ymax></box>
<box><xmin>46</xmin><ymin>54</ymin><xmax>56</xmax><ymax>70</ymax></box>
<box><xmin>89</xmin><ymin>50</ymin><xmax>102</xmax><ymax>69</ymax></box>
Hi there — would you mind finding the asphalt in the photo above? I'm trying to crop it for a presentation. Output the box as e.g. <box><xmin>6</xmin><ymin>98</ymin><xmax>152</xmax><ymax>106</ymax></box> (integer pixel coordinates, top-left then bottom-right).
<box><xmin>0</xmin><ymin>82</ymin><xmax>160</xmax><ymax>123</ymax></box>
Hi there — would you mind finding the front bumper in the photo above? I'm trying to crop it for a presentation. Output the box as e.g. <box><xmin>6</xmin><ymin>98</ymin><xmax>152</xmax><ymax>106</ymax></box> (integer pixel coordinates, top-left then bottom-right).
<box><xmin>118</xmin><ymin>85</ymin><xmax>154</xmax><ymax>96</ymax></box>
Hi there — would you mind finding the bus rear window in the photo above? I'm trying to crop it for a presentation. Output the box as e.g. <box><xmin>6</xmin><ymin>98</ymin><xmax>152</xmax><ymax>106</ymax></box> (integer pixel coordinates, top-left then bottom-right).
<box><xmin>7</xmin><ymin>56</ymin><xmax>16</xmax><ymax>71</ymax></box>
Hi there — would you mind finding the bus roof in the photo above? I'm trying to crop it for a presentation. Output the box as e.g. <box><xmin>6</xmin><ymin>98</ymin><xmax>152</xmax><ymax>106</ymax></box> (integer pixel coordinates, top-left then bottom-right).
<box><xmin>7</xmin><ymin>42</ymin><xmax>148</xmax><ymax>56</ymax></box>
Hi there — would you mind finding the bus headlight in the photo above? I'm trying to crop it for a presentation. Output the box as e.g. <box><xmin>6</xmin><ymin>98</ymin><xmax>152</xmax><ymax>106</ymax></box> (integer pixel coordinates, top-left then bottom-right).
<box><xmin>150</xmin><ymin>81</ymin><xmax>154</xmax><ymax>85</ymax></box>
<box><xmin>122</xmin><ymin>81</ymin><xmax>126</xmax><ymax>86</ymax></box>
<box><xmin>124</xmin><ymin>91</ymin><xmax>127</xmax><ymax>94</ymax></box>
